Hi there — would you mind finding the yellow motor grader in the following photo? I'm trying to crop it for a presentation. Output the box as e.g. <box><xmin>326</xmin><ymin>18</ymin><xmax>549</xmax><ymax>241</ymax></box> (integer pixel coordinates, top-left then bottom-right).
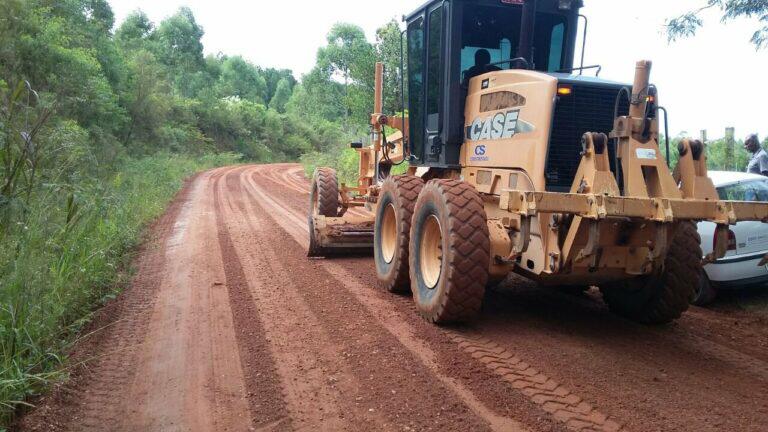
<box><xmin>308</xmin><ymin>0</ymin><xmax>768</xmax><ymax>324</ymax></box>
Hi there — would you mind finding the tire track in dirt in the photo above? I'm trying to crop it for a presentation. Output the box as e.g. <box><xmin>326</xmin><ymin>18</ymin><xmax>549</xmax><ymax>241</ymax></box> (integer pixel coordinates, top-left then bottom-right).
<box><xmin>243</xmin><ymin>165</ymin><xmax>617</xmax><ymax>431</ymax></box>
<box><xmin>448</xmin><ymin>332</ymin><xmax>621</xmax><ymax>432</ymax></box>
<box><xmin>212</xmin><ymin>167</ymin><xmax>292</xmax><ymax>431</ymax></box>
<box><xmin>113</xmin><ymin>169</ymin><xmax>256</xmax><ymax>432</ymax></box>
<box><xmin>221</xmin><ymin>169</ymin><xmax>373</xmax><ymax>430</ymax></box>
<box><xmin>245</xmin><ymin>165</ymin><xmax>597</xmax><ymax>430</ymax></box>
<box><xmin>682</xmin><ymin>308</ymin><xmax>768</xmax><ymax>363</ymax></box>
<box><xmin>67</xmin><ymin>175</ymin><xmax>204</xmax><ymax>432</ymax></box>
<box><xmin>507</xmin><ymin>284</ymin><xmax>768</xmax><ymax>383</ymax></box>
<box><xmin>479</xmin><ymin>282</ymin><xmax>768</xmax><ymax>432</ymax></box>
<box><xmin>248</xmin><ymin>162</ymin><xmax>768</xmax><ymax>429</ymax></box>
<box><xmin>20</xmin><ymin>173</ymin><xmax>209</xmax><ymax>431</ymax></box>
<box><xmin>237</xmin><ymin>168</ymin><xmax>523</xmax><ymax>432</ymax></box>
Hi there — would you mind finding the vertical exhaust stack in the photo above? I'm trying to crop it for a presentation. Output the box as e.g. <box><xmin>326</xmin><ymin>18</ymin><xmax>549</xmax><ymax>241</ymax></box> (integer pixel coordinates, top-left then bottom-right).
<box><xmin>373</xmin><ymin>63</ymin><xmax>385</xmax><ymax>183</ymax></box>
<box><xmin>517</xmin><ymin>0</ymin><xmax>537</xmax><ymax>68</ymax></box>
<box><xmin>629</xmin><ymin>60</ymin><xmax>652</xmax><ymax>119</ymax></box>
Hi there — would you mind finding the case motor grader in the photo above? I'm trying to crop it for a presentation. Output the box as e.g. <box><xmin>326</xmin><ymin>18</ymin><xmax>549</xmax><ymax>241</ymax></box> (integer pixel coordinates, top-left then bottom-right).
<box><xmin>308</xmin><ymin>0</ymin><xmax>768</xmax><ymax>324</ymax></box>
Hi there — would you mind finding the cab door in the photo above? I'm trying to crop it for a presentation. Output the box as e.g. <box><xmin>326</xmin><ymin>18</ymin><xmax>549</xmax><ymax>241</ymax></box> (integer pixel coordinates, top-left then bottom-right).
<box><xmin>424</xmin><ymin>3</ymin><xmax>445</xmax><ymax>163</ymax></box>
<box><xmin>407</xmin><ymin>2</ymin><xmax>445</xmax><ymax>165</ymax></box>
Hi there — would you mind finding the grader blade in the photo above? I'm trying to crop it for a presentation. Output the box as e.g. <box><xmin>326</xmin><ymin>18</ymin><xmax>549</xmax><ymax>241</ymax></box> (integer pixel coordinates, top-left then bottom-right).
<box><xmin>307</xmin><ymin>214</ymin><xmax>374</xmax><ymax>258</ymax></box>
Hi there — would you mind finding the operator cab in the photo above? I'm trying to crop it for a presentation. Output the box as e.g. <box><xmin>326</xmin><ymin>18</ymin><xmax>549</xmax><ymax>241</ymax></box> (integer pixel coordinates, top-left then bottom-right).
<box><xmin>405</xmin><ymin>0</ymin><xmax>582</xmax><ymax>169</ymax></box>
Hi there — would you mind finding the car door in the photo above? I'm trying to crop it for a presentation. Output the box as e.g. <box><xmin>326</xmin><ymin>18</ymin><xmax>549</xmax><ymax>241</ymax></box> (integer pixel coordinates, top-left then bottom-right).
<box><xmin>718</xmin><ymin>178</ymin><xmax>768</xmax><ymax>257</ymax></box>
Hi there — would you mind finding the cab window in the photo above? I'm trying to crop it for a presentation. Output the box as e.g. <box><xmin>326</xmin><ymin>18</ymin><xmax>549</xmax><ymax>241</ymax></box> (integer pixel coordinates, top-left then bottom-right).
<box><xmin>407</xmin><ymin>18</ymin><xmax>425</xmax><ymax>160</ymax></box>
<box><xmin>460</xmin><ymin>5</ymin><xmax>567</xmax><ymax>82</ymax></box>
<box><xmin>426</xmin><ymin>6</ymin><xmax>443</xmax><ymax>131</ymax></box>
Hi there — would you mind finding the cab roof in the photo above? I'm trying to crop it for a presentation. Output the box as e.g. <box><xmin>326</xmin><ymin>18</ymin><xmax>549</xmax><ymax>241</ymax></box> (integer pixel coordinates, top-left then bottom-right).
<box><xmin>404</xmin><ymin>0</ymin><xmax>584</xmax><ymax>22</ymax></box>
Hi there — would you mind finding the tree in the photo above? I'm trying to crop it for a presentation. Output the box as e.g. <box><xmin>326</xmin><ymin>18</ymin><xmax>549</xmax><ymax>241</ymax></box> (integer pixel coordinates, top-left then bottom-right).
<box><xmin>667</xmin><ymin>1</ymin><xmax>768</xmax><ymax>48</ymax></box>
<box><xmin>115</xmin><ymin>10</ymin><xmax>155</xmax><ymax>49</ymax></box>
<box><xmin>82</xmin><ymin>0</ymin><xmax>115</xmax><ymax>32</ymax></box>
<box><xmin>121</xmin><ymin>50</ymin><xmax>172</xmax><ymax>151</ymax></box>
<box><xmin>318</xmin><ymin>24</ymin><xmax>373</xmax><ymax>85</ymax></box>
<box><xmin>285</xmin><ymin>71</ymin><xmax>346</xmax><ymax>123</ymax></box>
<box><xmin>376</xmin><ymin>20</ymin><xmax>405</xmax><ymax>115</ymax></box>
<box><xmin>262</xmin><ymin>68</ymin><xmax>296</xmax><ymax>103</ymax></box>
<box><xmin>218</xmin><ymin>56</ymin><xmax>268</xmax><ymax>103</ymax></box>
<box><xmin>316</xmin><ymin>23</ymin><xmax>376</xmax><ymax>124</ymax></box>
<box><xmin>269</xmin><ymin>78</ymin><xmax>292</xmax><ymax>113</ymax></box>
<box><xmin>155</xmin><ymin>7</ymin><xmax>205</xmax><ymax>96</ymax></box>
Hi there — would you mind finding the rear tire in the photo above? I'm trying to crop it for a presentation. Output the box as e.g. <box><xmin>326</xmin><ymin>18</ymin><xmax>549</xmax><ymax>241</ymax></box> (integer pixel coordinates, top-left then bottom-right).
<box><xmin>375</xmin><ymin>176</ymin><xmax>425</xmax><ymax>293</ymax></box>
<box><xmin>310</xmin><ymin>168</ymin><xmax>340</xmax><ymax>217</ymax></box>
<box><xmin>600</xmin><ymin>222</ymin><xmax>702</xmax><ymax>324</ymax></box>
<box><xmin>691</xmin><ymin>270</ymin><xmax>717</xmax><ymax>306</ymax></box>
<box><xmin>409</xmin><ymin>180</ymin><xmax>490</xmax><ymax>324</ymax></box>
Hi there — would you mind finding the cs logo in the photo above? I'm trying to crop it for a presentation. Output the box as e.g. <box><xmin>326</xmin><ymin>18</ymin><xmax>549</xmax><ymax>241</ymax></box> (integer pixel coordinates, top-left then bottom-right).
<box><xmin>474</xmin><ymin>145</ymin><xmax>486</xmax><ymax>156</ymax></box>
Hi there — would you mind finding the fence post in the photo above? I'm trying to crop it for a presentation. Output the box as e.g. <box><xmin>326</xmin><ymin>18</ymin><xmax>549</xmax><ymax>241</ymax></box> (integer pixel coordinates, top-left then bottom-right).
<box><xmin>725</xmin><ymin>127</ymin><xmax>735</xmax><ymax>171</ymax></box>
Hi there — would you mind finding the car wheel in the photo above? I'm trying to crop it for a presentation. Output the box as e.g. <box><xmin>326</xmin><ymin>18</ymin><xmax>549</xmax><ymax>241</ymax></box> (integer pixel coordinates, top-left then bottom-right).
<box><xmin>691</xmin><ymin>270</ymin><xmax>717</xmax><ymax>306</ymax></box>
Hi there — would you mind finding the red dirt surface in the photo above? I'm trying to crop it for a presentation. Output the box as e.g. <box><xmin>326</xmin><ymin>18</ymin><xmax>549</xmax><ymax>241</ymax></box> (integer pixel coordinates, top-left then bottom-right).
<box><xmin>18</xmin><ymin>164</ymin><xmax>768</xmax><ymax>432</ymax></box>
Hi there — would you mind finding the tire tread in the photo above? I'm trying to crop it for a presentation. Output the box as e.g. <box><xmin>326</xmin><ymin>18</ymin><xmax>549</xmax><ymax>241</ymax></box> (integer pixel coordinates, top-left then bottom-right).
<box><xmin>377</xmin><ymin>176</ymin><xmax>424</xmax><ymax>292</ymax></box>
<box><xmin>413</xmin><ymin>180</ymin><xmax>490</xmax><ymax>324</ymax></box>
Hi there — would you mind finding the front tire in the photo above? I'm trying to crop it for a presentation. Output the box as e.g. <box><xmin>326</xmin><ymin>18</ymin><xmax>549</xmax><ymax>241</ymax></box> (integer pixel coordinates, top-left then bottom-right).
<box><xmin>374</xmin><ymin>176</ymin><xmax>424</xmax><ymax>293</ymax></box>
<box><xmin>307</xmin><ymin>167</ymin><xmax>340</xmax><ymax>257</ymax></box>
<box><xmin>600</xmin><ymin>222</ymin><xmax>702</xmax><ymax>324</ymax></box>
<box><xmin>310</xmin><ymin>167</ymin><xmax>340</xmax><ymax>217</ymax></box>
<box><xmin>409</xmin><ymin>180</ymin><xmax>490</xmax><ymax>324</ymax></box>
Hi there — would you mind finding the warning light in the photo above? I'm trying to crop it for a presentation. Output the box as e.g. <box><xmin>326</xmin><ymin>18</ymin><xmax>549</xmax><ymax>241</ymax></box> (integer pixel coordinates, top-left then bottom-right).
<box><xmin>646</xmin><ymin>95</ymin><xmax>655</xmax><ymax>103</ymax></box>
<box><xmin>557</xmin><ymin>86</ymin><xmax>573</xmax><ymax>96</ymax></box>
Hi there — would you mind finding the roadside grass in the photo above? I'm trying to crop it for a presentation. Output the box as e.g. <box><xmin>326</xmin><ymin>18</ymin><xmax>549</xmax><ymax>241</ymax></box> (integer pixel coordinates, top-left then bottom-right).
<box><xmin>0</xmin><ymin>152</ymin><xmax>240</xmax><ymax>427</ymax></box>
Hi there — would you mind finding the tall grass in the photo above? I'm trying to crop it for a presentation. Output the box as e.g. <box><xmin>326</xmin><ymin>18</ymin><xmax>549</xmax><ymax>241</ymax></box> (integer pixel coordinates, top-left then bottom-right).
<box><xmin>0</xmin><ymin>152</ymin><xmax>240</xmax><ymax>426</ymax></box>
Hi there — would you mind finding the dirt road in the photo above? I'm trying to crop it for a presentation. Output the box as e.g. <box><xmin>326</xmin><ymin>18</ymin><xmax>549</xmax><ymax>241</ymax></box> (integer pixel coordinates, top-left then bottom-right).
<box><xmin>21</xmin><ymin>164</ymin><xmax>768</xmax><ymax>432</ymax></box>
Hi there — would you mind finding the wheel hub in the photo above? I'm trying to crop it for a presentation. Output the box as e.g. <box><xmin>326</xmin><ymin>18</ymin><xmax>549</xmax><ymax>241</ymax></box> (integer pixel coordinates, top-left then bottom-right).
<box><xmin>381</xmin><ymin>203</ymin><xmax>397</xmax><ymax>264</ymax></box>
<box><xmin>420</xmin><ymin>215</ymin><xmax>443</xmax><ymax>289</ymax></box>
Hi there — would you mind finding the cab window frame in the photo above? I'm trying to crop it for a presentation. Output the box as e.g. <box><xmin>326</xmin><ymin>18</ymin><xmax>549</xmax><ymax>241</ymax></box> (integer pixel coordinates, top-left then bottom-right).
<box><xmin>407</xmin><ymin>16</ymin><xmax>426</xmax><ymax>162</ymax></box>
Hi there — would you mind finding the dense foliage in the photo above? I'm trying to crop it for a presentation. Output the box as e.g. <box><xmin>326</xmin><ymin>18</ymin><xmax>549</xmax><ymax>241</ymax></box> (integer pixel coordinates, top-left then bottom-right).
<box><xmin>1</xmin><ymin>1</ymin><xmax>333</xmax><ymax>163</ymax></box>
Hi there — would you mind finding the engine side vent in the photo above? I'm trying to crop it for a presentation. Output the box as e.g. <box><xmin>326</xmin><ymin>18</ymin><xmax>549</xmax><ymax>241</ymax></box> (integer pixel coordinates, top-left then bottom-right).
<box><xmin>545</xmin><ymin>84</ymin><xmax>630</xmax><ymax>192</ymax></box>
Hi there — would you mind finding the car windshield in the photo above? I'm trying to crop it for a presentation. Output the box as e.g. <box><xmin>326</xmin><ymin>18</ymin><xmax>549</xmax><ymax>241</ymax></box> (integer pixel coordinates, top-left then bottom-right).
<box><xmin>717</xmin><ymin>178</ymin><xmax>768</xmax><ymax>202</ymax></box>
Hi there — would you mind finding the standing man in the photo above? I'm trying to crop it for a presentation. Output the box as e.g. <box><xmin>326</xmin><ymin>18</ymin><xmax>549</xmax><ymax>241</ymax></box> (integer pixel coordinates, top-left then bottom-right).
<box><xmin>745</xmin><ymin>134</ymin><xmax>768</xmax><ymax>177</ymax></box>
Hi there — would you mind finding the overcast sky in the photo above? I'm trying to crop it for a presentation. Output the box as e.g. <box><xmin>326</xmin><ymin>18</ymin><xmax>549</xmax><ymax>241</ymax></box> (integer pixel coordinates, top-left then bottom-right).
<box><xmin>111</xmin><ymin>0</ymin><xmax>768</xmax><ymax>140</ymax></box>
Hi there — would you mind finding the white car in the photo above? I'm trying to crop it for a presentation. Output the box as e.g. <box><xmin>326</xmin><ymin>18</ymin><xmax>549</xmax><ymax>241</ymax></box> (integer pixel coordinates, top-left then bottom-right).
<box><xmin>693</xmin><ymin>171</ymin><xmax>768</xmax><ymax>305</ymax></box>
